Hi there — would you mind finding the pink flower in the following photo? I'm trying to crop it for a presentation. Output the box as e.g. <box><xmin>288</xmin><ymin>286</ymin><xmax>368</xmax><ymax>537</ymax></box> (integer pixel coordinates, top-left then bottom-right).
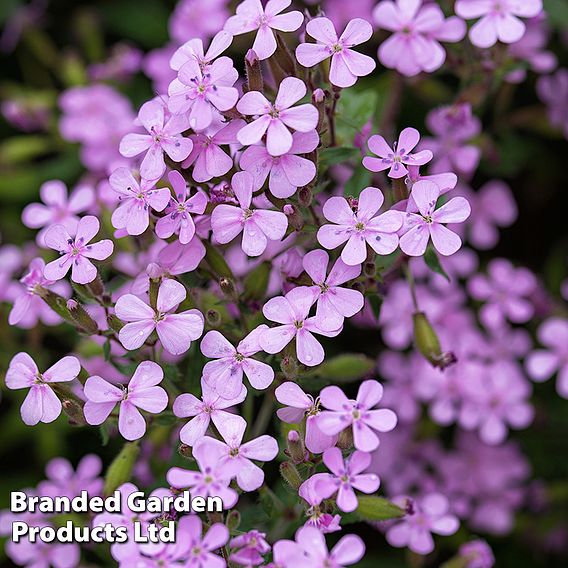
<box><xmin>240</xmin><ymin>130</ymin><xmax>319</xmax><ymax>198</ymax></box>
<box><xmin>170</xmin><ymin>29</ymin><xmax>234</xmax><ymax>72</ymax></box>
<box><xmin>119</xmin><ymin>99</ymin><xmax>193</xmax><ymax>181</ymax></box>
<box><xmin>315</xmin><ymin>448</ymin><xmax>380</xmax><ymax>512</ymax></box>
<box><xmin>296</xmin><ymin>17</ymin><xmax>375</xmax><ymax>87</ymax></box>
<box><xmin>184</xmin><ymin>119</ymin><xmax>244</xmax><ymax>182</ymax></box>
<box><xmin>303</xmin><ymin>249</ymin><xmax>364</xmax><ymax>330</ymax></box>
<box><xmin>167</xmin><ymin>438</ymin><xmax>240</xmax><ymax>508</ymax></box>
<box><xmin>317</xmin><ymin>187</ymin><xmax>403</xmax><ymax>266</ymax></box>
<box><xmin>455</xmin><ymin>0</ymin><xmax>543</xmax><ymax>48</ymax></box>
<box><xmin>21</xmin><ymin>180</ymin><xmax>94</xmax><ymax>246</ymax></box>
<box><xmin>275</xmin><ymin>382</ymin><xmax>337</xmax><ymax>453</ymax></box>
<box><xmin>373</xmin><ymin>0</ymin><xmax>466</xmax><ymax>76</ymax></box>
<box><xmin>155</xmin><ymin>171</ymin><xmax>208</xmax><ymax>244</ymax></box>
<box><xmin>211</xmin><ymin>171</ymin><xmax>288</xmax><ymax>257</ymax></box>
<box><xmin>6</xmin><ymin>539</ymin><xmax>79</xmax><ymax>568</ymax></box>
<box><xmin>38</xmin><ymin>454</ymin><xmax>103</xmax><ymax>499</ymax></box>
<box><xmin>260</xmin><ymin>287</ymin><xmax>341</xmax><ymax>367</ymax></box>
<box><xmin>114</xmin><ymin>279</ymin><xmax>204</xmax><ymax>355</ymax></box>
<box><xmin>236</xmin><ymin>77</ymin><xmax>319</xmax><ymax>156</ymax></box>
<box><xmin>5</xmin><ymin>353</ymin><xmax>80</xmax><ymax>426</ymax></box>
<box><xmin>197</xmin><ymin>416</ymin><xmax>279</xmax><ymax>491</ymax></box>
<box><xmin>316</xmin><ymin>380</ymin><xmax>397</xmax><ymax>452</ymax></box>
<box><xmin>201</xmin><ymin>327</ymin><xmax>275</xmax><ymax>399</ymax></box>
<box><xmin>174</xmin><ymin>515</ymin><xmax>229</xmax><ymax>567</ymax></box>
<box><xmin>399</xmin><ymin>180</ymin><xmax>471</xmax><ymax>257</ymax></box>
<box><xmin>44</xmin><ymin>215</ymin><xmax>114</xmax><ymax>284</ymax></box>
<box><xmin>169</xmin><ymin>0</ymin><xmax>229</xmax><ymax>44</ymax></box>
<box><xmin>83</xmin><ymin>361</ymin><xmax>168</xmax><ymax>441</ymax></box>
<box><xmin>174</xmin><ymin>378</ymin><xmax>247</xmax><ymax>445</ymax></box>
<box><xmin>526</xmin><ymin>318</ymin><xmax>568</xmax><ymax>399</ymax></box>
<box><xmin>537</xmin><ymin>69</ymin><xmax>568</xmax><ymax>139</ymax></box>
<box><xmin>109</xmin><ymin>168</ymin><xmax>171</xmax><ymax>236</ymax></box>
<box><xmin>224</xmin><ymin>0</ymin><xmax>304</xmax><ymax>60</ymax></box>
<box><xmin>363</xmin><ymin>127</ymin><xmax>433</xmax><ymax>178</ymax></box>
<box><xmin>386</xmin><ymin>493</ymin><xmax>459</xmax><ymax>555</ymax></box>
<box><xmin>168</xmin><ymin>56</ymin><xmax>240</xmax><ymax>131</ymax></box>
<box><xmin>230</xmin><ymin>530</ymin><xmax>271</xmax><ymax>566</ymax></box>
<box><xmin>298</xmin><ymin>474</ymin><xmax>342</xmax><ymax>533</ymax></box>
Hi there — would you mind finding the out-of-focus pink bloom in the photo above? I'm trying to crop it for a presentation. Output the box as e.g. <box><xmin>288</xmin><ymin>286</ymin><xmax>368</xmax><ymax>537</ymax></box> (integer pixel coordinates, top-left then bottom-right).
<box><xmin>184</xmin><ymin>119</ymin><xmax>243</xmax><ymax>182</ymax></box>
<box><xmin>459</xmin><ymin>539</ymin><xmax>495</xmax><ymax>568</ymax></box>
<box><xmin>363</xmin><ymin>128</ymin><xmax>433</xmax><ymax>178</ymax></box>
<box><xmin>400</xmin><ymin>180</ymin><xmax>471</xmax><ymax>257</ymax></box>
<box><xmin>174</xmin><ymin>379</ymin><xmax>247</xmax><ymax>446</ymax></box>
<box><xmin>169</xmin><ymin>0</ymin><xmax>230</xmax><ymax>44</ymax></box>
<box><xmin>143</xmin><ymin>44</ymin><xmax>177</xmax><ymax>95</ymax></box>
<box><xmin>88</xmin><ymin>43</ymin><xmax>143</xmax><ymax>83</ymax></box>
<box><xmin>374</xmin><ymin>0</ymin><xmax>466</xmax><ymax>76</ymax></box>
<box><xmin>260</xmin><ymin>286</ymin><xmax>341</xmax><ymax>366</ymax></box>
<box><xmin>83</xmin><ymin>361</ymin><xmax>168</xmax><ymax>441</ymax></box>
<box><xmin>275</xmin><ymin>382</ymin><xmax>337</xmax><ymax>453</ymax></box>
<box><xmin>319</xmin><ymin>0</ymin><xmax>375</xmax><ymax>30</ymax></box>
<box><xmin>175</xmin><ymin>515</ymin><xmax>229</xmax><ymax>567</ymax></box>
<box><xmin>119</xmin><ymin>99</ymin><xmax>193</xmax><ymax>181</ymax></box>
<box><xmin>315</xmin><ymin>448</ymin><xmax>380</xmax><ymax>512</ymax></box>
<box><xmin>467</xmin><ymin>258</ymin><xmax>537</xmax><ymax>327</ymax></box>
<box><xmin>6</xmin><ymin>539</ymin><xmax>80</xmax><ymax>568</ymax></box>
<box><xmin>526</xmin><ymin>318</ymin><xmax>568</xmax><ymax>399</ymax></box>
<box><xmin>197</xmin><ymin>415</ymin><xmax>278</xmax><ymax>491</ymax></box>
<box><xmin>537</xmin><ymin>69</ymin><xmax>568</xmax><ymax>139</ymax></box>
<box><xmin>296</xmin><ymin>18</ymin><xmax>375</xmax><ymax>88</ymax></box>
<box><xmin>38</xmin><ymin>455</ymin><xmax>103</xmax><ymax>499</ymax></box>
<box><xmin>230</xmin><ymin>530</ymin><xmax>271</xmax><ymax>566</ymax></box>
<box><xmin>224</xmin><ymin>0</ymin><xmax>303</xmax><ymax>60</ymax></box>
<box><xmin>170</xmin><ymin>30</ymin><xmax>234</xmax><ymax>71</ymax></box>
<box><xmin>1</xmin><ymin>97</ymin><xmax>50</xmax><ymax>132</ymax></box>
<box><xmin>22</xmin><ymin>180</ymin><xmax>94</xmax><ymax>246</ymax></box>
<box><xmin>201</xmin><ymin>327</ymin><xmax>274</xmax><ymax>399</ymax></box>
<box><xmin>386</xmin><ymin>493</ymin><xmax>459</xmax><ymax>555</ymax></box>
<box><xmin>211</xmin><ymin>171</ymin><xmax>288</xmax><ymax>257</ymax></box>
<box><xmin>317</xmin><ymin>187</ymin><xmax>403</xmax><ymax>266</ymax></box>
<box><xmin>456</xmin><ymin>0</ymin><xmax>543</xmax><ymax>48</ymax></box>
<box><xmin>155</xmin><ymin>171</ymin><xmax>207</xmax><ymax>244</ymax></box>
<box><xmin>109</xmin><ymin>168</ymin><xmax>171</xmax><ymax>236</ymax></box>
<box><xmin>240</xmin><ymin>130</ymin><xmax>319</xmax><ymax>198</ymax></box>
<box><xmin>237</xmin><ymin>77</ymin><xmax>318</xmax><ymax>156</ymax></box>
<box><xmin>302</xmin><ymin>249</ymin><xmax>364</xmax><ymax>330</ymax></box>
<box><xmin>43</xmin><ymin>215</ymin><xmax>114</xmax><ymax>284</ymax></box>
<box><xmin>316</xmin><ymin>380</ymin><xmax>397</xmax><ymax>451</ymax></box>
<box><xmin>5</xmin><ymin>353</ymin><xmax>80</xmax><ymax>426</ymax></box>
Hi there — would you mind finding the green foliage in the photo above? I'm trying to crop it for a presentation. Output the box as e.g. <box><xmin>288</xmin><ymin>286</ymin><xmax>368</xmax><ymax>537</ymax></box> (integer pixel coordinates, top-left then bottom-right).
<box><xmin>354</xmin><ymin>496</ymin><xmax>405</xmax><ymax>521</ymax></box>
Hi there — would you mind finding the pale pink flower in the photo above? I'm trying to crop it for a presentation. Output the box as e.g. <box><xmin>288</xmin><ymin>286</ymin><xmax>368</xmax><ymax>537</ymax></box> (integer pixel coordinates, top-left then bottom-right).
<box><xmin>170</xmin><ymin>30</ymin><xmax>234</xmax><ymax>71</ymax></box>
<box><xmin>114</xmin><ymin>279</ymin><xmax>204</xmax><ymax>355</ymax></box>
<box><xmin>317</xmin><ymin>187</ymin><xmax>403</xmax><ymax>266</ymax></box>
<box><xmin>236</xmin><ymin>77</ymin><xmax>318</xmax><ymax>156</ymax></box>
<box><xmin>224</xmin><ymin>0</ymin><xmax>304</xmax><ymax>60</ymax></box>
<box><xmin>5</xmin><ymin>353</ymin><xmax>80</xmax><ymax>426</ymax></box>
<box><xmin>44</xmin><ymin>215</ymin><xmax>114</xmax><ymax>284</ymax></box>
<box><xmin>155</xmin><ymin>171</ymin><xmax>208</xmax><ymax>244</ymax></box>
<box><xmin>201</xmin><ymin>327</ymin><xmax>275</xmax><ymax>399</ymax></box>
<box><xmin>83</xmin><ymin>361</ymin><xmax>168</xmax><ymax>441</ymax></box>
<box><xmin>456</xmin><ymin>0</ymin><xmax>543</xmax><ymax>48</ymax></box>
<box><xmin>363</xmin><ymin>127</ymin><xmax>433</xmax><ymax>178</ymax></box>
<box><xmin>296</xmin><ymin>17</ymin><xmax>375</xmax><ymax>87</ymax></box>
<box><xmin>400</xmin><ymin>180</ymin><xmax>471</xmax><ymax>257</ymax></box>
<box><xmin>119</xmin><ymin>99</ymin><xmax>193</xmax><ymax>181</ymax></box>
<box><xmin>109</xmin><ymin>168</ymin><xmax>171</xmax><ymax>236</ymax></box>
<box><xmin>211</xmin><ymin>171</ymin><xmax>288</xmax><ymax>257</ymax></box>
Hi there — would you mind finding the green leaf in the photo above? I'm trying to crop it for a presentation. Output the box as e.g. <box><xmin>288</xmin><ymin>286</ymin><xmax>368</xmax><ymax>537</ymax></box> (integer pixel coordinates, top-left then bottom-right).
<box><xmin>103</xmin><ymin>441</ymin><xmax>140</xmax><ymax>496</ymax></box>
<box><xmin>336</xmin><ymin>88</ymin><xmax>378</xmax><ymax>143</ymax></box>
<box><xmin>204</xmin><ymin>241</ymin><xmax>234</xmax><ymax>279</ymax></box>
<box><xmin>355</xmin><ymin>496</ymin><xmax>405</xmax><ymax>521</ymax></box>
<box><xmin>424</xmin><ymin>247</ymin><xmax>450</xmax><ymax>282</ymax></box>
<box><xmin>319</xmin><ymin>146</ymin><xmax>359</xmax><ymax>169</ymax></box>
<box><xmin>303</xmin><ymin>354</ymin><xmax>375</xmax><ymax>385</ymax></box>
<box><xmin>103</xmin><ymin>339</ymin><xmax>111</xmax><ymax>362</ymax></box>
<box><xmin>243</xmin><ymin>261</ymin><xmax>271</xmax><ymax>300</ymax></box>
<box><xmin>99</xmin><ymin>424</ymin><xmax>110</xmax><ymax>447</ymax></box>
<box><xmin>545</xmin><ymin>0</ymin><xmax>568</xmax><ymax>28</ymax></box>
<box><xmin>343</xmin><ymin>165</ymin><xmax>372</xmax><ymax>198</ymax></box>
<box><xmin>368</xmin><ymin>293</ymin><xmax>382</xmax><ymax>321</ymax></box>
<box><xmin>155</xmin><ymin>411</ymin><xmax>177</xmax><ymax>426</ymax></box>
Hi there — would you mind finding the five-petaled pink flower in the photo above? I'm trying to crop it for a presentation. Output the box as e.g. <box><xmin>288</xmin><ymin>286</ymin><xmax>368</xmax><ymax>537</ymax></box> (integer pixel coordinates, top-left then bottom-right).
<box><xmin>155</xmin><ymin>170</ymin><xmax>208</xmax><ymax>244</ymax></box>
<box><xmin>316</xmin><ymin>380</ymin><xmax>397</xmax><ymax>452</ymax></box>
<box><xmin>315</xmin><ymin>447</ymin><xmax>380</xmax><ymax>512</ymax></box>
<box><xmin>119</xmin><ymin>99</ymin><xmax>193</xmax><ymax>181</ymax></box>
<box><xmin>83</xmin><ymin>361</ymin><xmax>168</xmax><ymax>441</ymax></box>
<box><xmin>296</xmin><ymin>17</ymin><xmax>376</xmax><ymax>88</ymax></box>
<box><xmin>373</xmin><ymin>0</ymin><xmax>466</xmax><ymax>76</ymax></box>
<box><xmin>236</xmin><ymin>77</ymin><xmax>318</xmax><ymax>156</ymax></box>
<box><xmin>44</xmin><ymin>215</ymin><xmax>114</xmax><ymax>284</ymax></box>
<box><xmin>240</xmin><ymin>130</ymin><xmax>319</xmax><ymax>198</ymax></box>
<box><xmin>317</xmin><ymin>187</ymin><xmax>403</xmax><ymax>266</ymax></box>
<box><xmin>201</xmin><ymin>327</ymin><xmax>275</xmax><ymax>399</ymax></box>
<box><xmin>259</xmin><ymin>286</ymin><xmax>341</xmax><ymax>367</ymax></box>
<box><xmin>303</xmin><ymin>249</ymin><xmax>364</xmax><ymax>330</ymax></box>
<box><xmin>363</xmin><ymin>127</ymin><xmax>433</xmax><ymax>178</ymax></box>
<box><xmin>109</xmin><ymin>167</ymin><xmax>171</xmax><ymax>236</ymax></box>
<box><xmin>400</xmin><ymin>180</ymin><xmax>471</xmax><ymax>257</ymax></box>
<box><xmin>211</xmin><ymin>171</ymin><xmax>288</xmax><ymax>257</ymax></box>
<box><xmin>114</xmin><ymin>278</ymin><xmax>204</xmax><ymax>355</ymax></box>
<box><xmin>224</xmin><ymin>0</ymin><xmax>304</xmax><ymax>60</ymax></box>
<box><xmin>170</xmin><ymin>29</ymin><xmax>234</xmax><ymax>72</ymax></box>
<box><xmin>6</xmin><ymin>353</ymin><xmax>80</xmax><ymax>426</ymax></box>
<box><xmin>456</xmin><ymin>0</ymin><xmax>543</xmax><ymax>49</ymax></box>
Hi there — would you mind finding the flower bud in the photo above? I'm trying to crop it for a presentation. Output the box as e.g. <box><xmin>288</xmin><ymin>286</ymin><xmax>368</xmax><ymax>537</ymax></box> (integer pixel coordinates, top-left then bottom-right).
<box><xmin>219</xmin><ymin>277</ymin><xmax>239</xmax><ymax>302</ymax></box>
<box><xmin>206</xmin><ymin>309</ymin><xmax>221</xmax><ymax>327</ymax></box>
<box><xmin>37</xmin><ymin>289</ymin><xmax>74</xmax><ymax>323</ymax></box>
<box><xmin>226</xmin><ymin>509</ymin><xmax>241</xmax><ymax>532</ymax></box>
<box><xmin>107</xmin><ymin>314</ymin><xmax>124</xmax><ymax>333</ymax></box>
<box><xmin>178</xmin><ymin>444</ymin><xmax>193</xmax><ymax>459</ymax></box>
<box><xmin>312</xmin><ymin>88</ymin><xmax>327</xmax><ymax>131</ymax></box>
<box><xmin>62</xmin><ymin>399</ymin><xmax>87</xmax><ymax>426</ymax></box>
<box><xmin>86</xmin><ymin>273</ymin><xmax>105</xmax><ymax>298</ymax></box>
<box><xmin>280</xmin><ymin>355</ymin><xmax>298</xmax><ymax>379</ymax></box>
<box><xmin>337</xmin><ymin>427</ymin><xmax>354</xmax><ymax>450</ymax></box>
<box><xmin>284</xmin><ymin>204</ymin><xmax>304</xmax><ymax>231</ymax></box>
<box><xmin>287</xmin><ymin>430</ymin><xmax>306</xmax><ymax>464</ymax></box>
<box><xmin>364</xmin><ymin>261</ymin><xmax>376</xmax><ymax>278</ymax></box>
<box><xmin>272</xmin><ymin>32</ymin><xmax>296</xmax><ymax>76</ymax></box>
<box><xmin>245</xmin><ymin>49</ymin><xmax>263</xmax><ymax>93</ymax></box>
<box><xmin>149</xmin><ymin>277</ymin><xmax>160</xmax><ymax>310</ymax></box>
<box><xmin>298</xmin><ymin>186</ymin><xmax>312</xmax><ymax>207</ymax></box>
<box><xmin>103</xmin><ymin>441</ymin><xmax>140</xmax><ymax>496</ymax></box>
<box><xmin>412</xmin><ymin>311</ymin><xmax>457</xmax><ymax>369</ymax></box>
<box><xmin>67</xmin><ymin>299</ymin><xmax>99</xmax><ymax>334</ymax></box>
<box><xmin>279</xmin><ymin>461</ymin><xmax>302</xmax><ymax>490</ymax></box>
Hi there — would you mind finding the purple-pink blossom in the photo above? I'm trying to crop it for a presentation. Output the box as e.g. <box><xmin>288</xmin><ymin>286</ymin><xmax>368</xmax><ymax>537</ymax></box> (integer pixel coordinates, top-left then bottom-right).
<box><xmin>230</xmin><ymin>530</ymin><xmax>271</xmax><ymax>566</ymax></box>
<box><xmin>38</xmin><ymin>454</ymin><xmax>103</xmax><ymax>499</ymax></box>
<box><xmin>170</xmin><ymin>30</ymin><xmax>234</xmax><ymax>72</ymax></box>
